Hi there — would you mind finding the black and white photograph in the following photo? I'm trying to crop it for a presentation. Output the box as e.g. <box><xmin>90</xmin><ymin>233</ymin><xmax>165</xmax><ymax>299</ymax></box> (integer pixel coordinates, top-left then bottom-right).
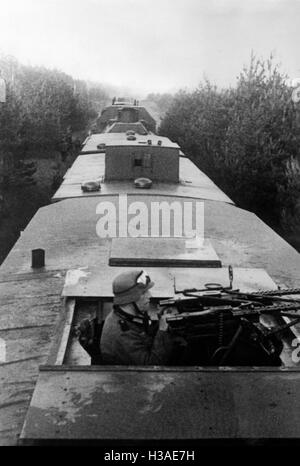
<box><xmin>0</xmin><ymin>0</ymin><xmax>300</xmax><ymax>452</ymax></box>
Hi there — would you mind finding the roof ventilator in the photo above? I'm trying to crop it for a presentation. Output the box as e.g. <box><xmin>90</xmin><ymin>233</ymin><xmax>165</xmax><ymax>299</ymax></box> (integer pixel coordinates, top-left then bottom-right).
<box><xmin>134</xmin><ymin>177</ymin><xmax>152</xmax><ymax>189</ymax></box>
<box><xmin>97</xmin><ymin>143</ymin><xmax>106</xmax><ymax>151</ymax></box>
<box><xmin>81</xmin><ymin>180</ymin><xmax>101</xmax><ymax>192</ymax></box>
<box><xmin>147</xmin><ymin>139</ymin><xmax>152</xmax><ymax>145</ymax></box>
<box><xmin>127</xmin><ymin>134</ymin><xmax>136</xmax><ymax>141</ymax></box>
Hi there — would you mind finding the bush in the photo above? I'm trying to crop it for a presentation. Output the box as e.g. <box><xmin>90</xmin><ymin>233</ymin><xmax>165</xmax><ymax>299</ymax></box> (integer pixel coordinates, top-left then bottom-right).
<box><xmin>0</xmin><ymin>54</ymin><xmax>109</xmax><ymax>264</ymax></box>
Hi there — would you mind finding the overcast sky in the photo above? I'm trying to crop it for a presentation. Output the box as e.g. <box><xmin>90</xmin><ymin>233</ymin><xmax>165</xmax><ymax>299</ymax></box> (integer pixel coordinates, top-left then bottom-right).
<box><xmin>0</xmin><ymin>0</ymin><xmax>299</xmax><ymax>96</ymax></box>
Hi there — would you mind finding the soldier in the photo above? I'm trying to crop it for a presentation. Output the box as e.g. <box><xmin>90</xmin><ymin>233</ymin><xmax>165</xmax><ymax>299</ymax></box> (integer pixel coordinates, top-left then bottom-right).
<box><xmin>100</xmin><ymin>270</ymin><xmax>174</xmax><ymax>365</ymax></box>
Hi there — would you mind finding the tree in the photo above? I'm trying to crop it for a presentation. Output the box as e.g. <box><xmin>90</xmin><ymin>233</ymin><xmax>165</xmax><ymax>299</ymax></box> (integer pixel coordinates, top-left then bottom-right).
<box><xmin>159</xmin><ymin>55</ymin><xmax>300</xmax><ymax>229</ymax></box>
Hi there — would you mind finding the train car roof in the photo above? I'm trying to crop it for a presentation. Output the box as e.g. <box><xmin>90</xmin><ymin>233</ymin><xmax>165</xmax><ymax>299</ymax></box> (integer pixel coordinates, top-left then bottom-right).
<box><xmin>1</xmin><ymin>194</ymin><xmax>300</xmax><ymax>443</ymax></box>
<box><xmin>52</xmin><ymin>155</ymin><xmax>234</xmax><ymax>204</ymax></box>
<box><xmin>1</xmin><ymin>196</ymin><xmax>299</xmax><ymax>286</ymax></box>
<box><xmin>80</xmin><ymin>133</ymin><xmax>179</xmax><ymax>153</ymax></box>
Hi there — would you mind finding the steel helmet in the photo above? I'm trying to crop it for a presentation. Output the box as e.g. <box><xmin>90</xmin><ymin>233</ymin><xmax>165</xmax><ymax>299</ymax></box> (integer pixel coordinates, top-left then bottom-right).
<box><xmin>112</xmin><ymin>269</ymin><xmax>154</xmax><ymax>305</ymax></box>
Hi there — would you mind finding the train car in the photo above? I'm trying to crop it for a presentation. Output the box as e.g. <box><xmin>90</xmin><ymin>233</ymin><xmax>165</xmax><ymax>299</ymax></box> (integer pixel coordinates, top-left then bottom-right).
<box><xmin>0</xmin><ymin>99</ymin><xmax>300</xmax><ymax>446</ymax></box>
<box><xmin>94</xmin><ymin>98</ymin><xmax>156</xmax><ymax>134</ymax></box>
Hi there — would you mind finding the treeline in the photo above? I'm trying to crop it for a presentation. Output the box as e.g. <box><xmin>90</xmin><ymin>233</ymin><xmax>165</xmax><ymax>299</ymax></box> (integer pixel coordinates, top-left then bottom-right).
<box><xmin>0</xmin><ymin>54</ymin><xmax>109</xmax><ymax>263</ymax></box>
<box><xmin>146</xmin><ymin>92</ymin><xmax>174</xmax><ymax>117</ymax></box>
<box><xmin>159</xmin><ymin>55</ymin><xmax>300</xmax><ymax>230</ymax></box>
<box><xmin>0</xmin><ymin>55</ymin><xmax>109</xmax><ymax>157</ymax></box>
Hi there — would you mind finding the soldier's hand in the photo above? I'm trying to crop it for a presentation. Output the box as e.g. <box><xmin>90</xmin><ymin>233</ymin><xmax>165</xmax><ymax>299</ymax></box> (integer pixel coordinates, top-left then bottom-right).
<box><xmin>158</xmin><ymin>312</ymin><xmax>169</xmax><ymax>331</ymax></box>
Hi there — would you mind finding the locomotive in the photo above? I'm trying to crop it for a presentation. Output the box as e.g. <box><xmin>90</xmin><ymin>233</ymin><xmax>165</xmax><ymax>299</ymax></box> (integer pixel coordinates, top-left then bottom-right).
<box><xmin>0</xmin><ymin>98</ymin><xmax>300</xmax><ymax>445</ymax></box>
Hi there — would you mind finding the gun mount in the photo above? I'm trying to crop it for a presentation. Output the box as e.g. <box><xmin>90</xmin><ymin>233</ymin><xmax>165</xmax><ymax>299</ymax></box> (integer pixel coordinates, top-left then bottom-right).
<box><xmin>160</xmin><ymin>288</ymin><xmax>300</xmax><ymax>366</ymax></box>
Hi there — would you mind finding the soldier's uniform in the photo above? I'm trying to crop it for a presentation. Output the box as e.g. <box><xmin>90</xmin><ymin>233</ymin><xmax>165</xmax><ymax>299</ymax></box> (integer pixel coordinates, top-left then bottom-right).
<box><xmin>100</xmin><ymin>270</ymin><xmax>174</xmax><ymax>365</ymax></box>
<box><xmin>100</xmin><ymin>305</ymin><xmax>173</xmax><ymax>365</ymax></box>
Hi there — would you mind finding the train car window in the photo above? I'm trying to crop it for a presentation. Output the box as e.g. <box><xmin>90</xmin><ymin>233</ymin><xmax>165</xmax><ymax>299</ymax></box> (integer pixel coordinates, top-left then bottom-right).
<box><xmin>132</xmin><ymin>154</ymin><xmax>152</xmax><ymax>168</ymax></box>
<box><xmin>134</xmin><ymin>155</ymin><xmax>143</xmax><ymax>167</ymax></box>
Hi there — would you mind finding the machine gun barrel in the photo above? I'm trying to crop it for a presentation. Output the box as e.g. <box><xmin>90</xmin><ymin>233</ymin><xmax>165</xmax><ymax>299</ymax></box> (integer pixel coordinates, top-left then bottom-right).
<box><xmin>232</xmin><ymin>302</ymin><xmax>300</xmax><ymax>316</ymax></box>
<box><xmin>165</xmin><ymin>301</ymin><xmax>300</xmax><ymax>323</ymax></box>
<box><xmin>224</xmin><ymin>289</ymin><xmax>300</xmax><ymax>303</ymax></box>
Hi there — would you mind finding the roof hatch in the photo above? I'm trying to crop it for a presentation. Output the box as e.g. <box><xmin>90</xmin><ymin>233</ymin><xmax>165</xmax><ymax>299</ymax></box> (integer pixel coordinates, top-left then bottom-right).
<box><xmin>109</xmin><ymin>237</ymin><xmax>222</xmax><ymax>268</ymax></box>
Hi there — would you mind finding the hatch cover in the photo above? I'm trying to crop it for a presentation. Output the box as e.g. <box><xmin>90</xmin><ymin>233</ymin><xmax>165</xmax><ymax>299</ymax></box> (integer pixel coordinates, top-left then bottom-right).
<box><xmin>62</xmin><ymin>265</ymin><xmax>174</xmax><ymax>298</ymax></box>
<box><xmin>109</xmin><ymin>237</ymin><xmax>221</xmax><ymax>267</ymax></box>
<box><xmin>20</xmin><ymin>368</ymin><xmax>300</xmax><ymax>443</ymax></box>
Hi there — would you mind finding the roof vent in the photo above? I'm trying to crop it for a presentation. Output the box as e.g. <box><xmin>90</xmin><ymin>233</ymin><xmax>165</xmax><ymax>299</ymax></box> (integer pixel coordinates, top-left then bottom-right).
<box><xmin>157</xmin><ymin>140</ymin><xmax>162</xmax><ymax>146</ymax></box>
<box><xmin>127</xmin><ymin>135</ymin><xmax>136</xmax><ymax>141</ymax></box>
<box><xmin>134</xmin><ymin>177</ymin><xmax>152</xmax><ymax>189</ymax></box>
<box><xmin>97</xmin><ymin>143</ymin><xmax>106</xmax><ymax>151</ymax></box>
<box><xmin>81</xmin><ymin>180</ymin><xmax>101</xmax><ymax>192</ymax></box>
<box><xmin>147</xmin><ymin>139</ymin><xmax>152</xmax><ymax>145</ymax></box>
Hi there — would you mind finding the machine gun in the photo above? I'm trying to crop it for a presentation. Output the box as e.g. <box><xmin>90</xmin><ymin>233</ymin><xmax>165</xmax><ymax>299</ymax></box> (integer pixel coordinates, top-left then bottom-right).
<box><xmin>159</xmin><ymin>283</ymin><xmax>300</xmax><ymax>366</ymax></box>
